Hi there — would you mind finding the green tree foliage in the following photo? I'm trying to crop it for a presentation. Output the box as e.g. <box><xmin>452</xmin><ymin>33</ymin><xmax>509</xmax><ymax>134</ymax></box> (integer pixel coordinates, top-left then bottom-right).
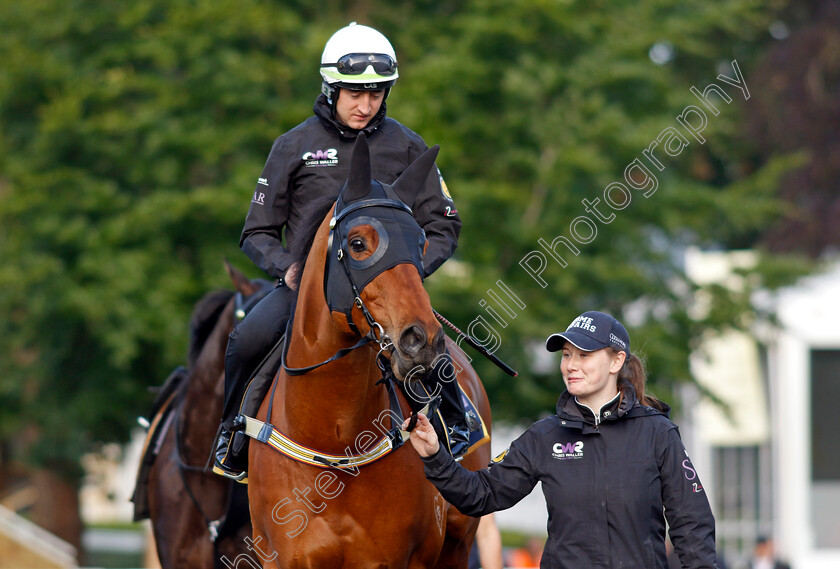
<box><xmin>0</xmin><ymin>0</ymin><xmax>334</xmax><ymax>477</ymax></box>
<box><xmin>0</xmin><ymin>0</ymin><xmax>812</xmax><ymax>478</ymax></box>
<box><xmin>380</xmin><ymin>0</ymin><xmax>809</xmax><ymax>417</ymax></box>
<box><xmin>742</xmin><ymin>0</ymin><xmax>840</xmax><ymax>255</ymax></box>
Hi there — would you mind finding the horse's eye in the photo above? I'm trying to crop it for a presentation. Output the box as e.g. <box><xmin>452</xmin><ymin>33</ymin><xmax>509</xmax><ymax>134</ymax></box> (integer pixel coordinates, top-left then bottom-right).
<box><xmin>349</xmin><ymin>237</ymin><xmax>366</xmax><ymax>253</ymax></box>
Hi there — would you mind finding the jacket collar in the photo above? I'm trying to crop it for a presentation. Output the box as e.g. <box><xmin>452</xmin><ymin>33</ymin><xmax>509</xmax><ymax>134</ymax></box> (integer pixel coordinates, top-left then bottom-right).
<box><xmin>313</xmin><ymin>94</ymin><xmax>387</xmax><ymax>140</ymax></box>
<box><xmin>555</xmin><ymin>381</ymin><xmax>670</xmax><ymax>426</ymax></box>
<box><xmin>573</xmin><ymin>392</ymin><xmax>622</xmax><ymax>426</ymax></box>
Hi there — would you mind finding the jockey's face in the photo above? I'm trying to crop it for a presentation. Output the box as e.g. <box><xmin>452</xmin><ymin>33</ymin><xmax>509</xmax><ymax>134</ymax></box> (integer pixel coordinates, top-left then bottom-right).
<box><xmin>335</xmin><ymin>89</ymin><xmax>385</xmax><ymax>130</ymax></box>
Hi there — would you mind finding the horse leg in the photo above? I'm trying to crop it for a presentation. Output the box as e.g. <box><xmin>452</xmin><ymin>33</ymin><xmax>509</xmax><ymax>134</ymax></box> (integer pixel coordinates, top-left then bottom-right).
<box><xmin>432</xmin><ymin>508</ymin><xmax>479</xmax><ymax>569</ymax></box>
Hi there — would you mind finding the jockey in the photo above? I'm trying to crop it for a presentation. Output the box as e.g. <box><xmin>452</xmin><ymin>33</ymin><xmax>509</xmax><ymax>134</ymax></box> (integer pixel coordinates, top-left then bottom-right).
<box><xmin>214</xmin><ymin>22</ymin><xmax>471</xmax><ymax>480</ymax></box>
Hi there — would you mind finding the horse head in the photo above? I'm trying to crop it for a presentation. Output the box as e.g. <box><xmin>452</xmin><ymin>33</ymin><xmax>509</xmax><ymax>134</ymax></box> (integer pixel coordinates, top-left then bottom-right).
<box><xmin>323</xmin><ymin>133</ymin><xmax>445</xmax><ymax>380</ymax></box>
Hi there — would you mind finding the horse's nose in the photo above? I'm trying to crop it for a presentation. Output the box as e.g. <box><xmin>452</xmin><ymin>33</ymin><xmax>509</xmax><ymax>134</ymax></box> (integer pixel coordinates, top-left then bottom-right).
<box><xmin>399</xmin><ymin>324</ymin><xmax>427</xmax><ymax>357</ymax></box>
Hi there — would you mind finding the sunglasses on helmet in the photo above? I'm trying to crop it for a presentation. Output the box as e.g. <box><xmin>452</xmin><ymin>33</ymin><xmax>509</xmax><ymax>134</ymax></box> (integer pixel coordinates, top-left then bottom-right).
<box><xmin>322</xmin><ymin>53</ymin><xmax>398</xmax><ymax>76</ymax></box>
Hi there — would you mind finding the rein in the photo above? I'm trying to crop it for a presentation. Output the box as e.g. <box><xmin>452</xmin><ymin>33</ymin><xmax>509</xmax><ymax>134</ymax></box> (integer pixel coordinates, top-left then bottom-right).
<box><xmin>280</xmin><ymin>196</ymin><xmax>411</xmax><ymax>377</ymax></box>
<box><xmin>170</xmin><ymin>382</ymin><xmax>228</xmax><ymax>543</ymax></box>
<box><xmin>276</xmin><ymin>194</ymin><xmax>416</xmax><ymax>379</ymax></box>
<box><xmin>279</xmin><ymin>301</ymin><xmax>391</xmax><ymax>378</ymax></box>
<box><xmin>239</xmin><ymin>355</ymin><xmax>420</xmax><ymax>471</ymax></box>
<box><xmin>250</xmin><ymin>298</ymin><xmax>405</xmax><ymax>470</ymax></box>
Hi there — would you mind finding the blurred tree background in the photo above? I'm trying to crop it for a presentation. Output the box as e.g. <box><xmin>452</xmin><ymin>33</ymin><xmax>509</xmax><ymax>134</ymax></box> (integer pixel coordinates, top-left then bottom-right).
<box><xmin>1</xmin><ymin>0</ymin><xmax>835</xmax><ymax>552</ymax></box>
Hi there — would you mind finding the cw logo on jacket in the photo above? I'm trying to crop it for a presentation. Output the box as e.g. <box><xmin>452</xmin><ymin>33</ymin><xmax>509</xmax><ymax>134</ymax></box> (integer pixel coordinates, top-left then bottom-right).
<box><xmin>302</xmin><ymin>148</ymin><xmax>338</xmax><ymax>167</ymax></box>
<box><xmin>552</xmin><ymin>440</ymin><xmax>584</xmax><ymax>460</ymax></box>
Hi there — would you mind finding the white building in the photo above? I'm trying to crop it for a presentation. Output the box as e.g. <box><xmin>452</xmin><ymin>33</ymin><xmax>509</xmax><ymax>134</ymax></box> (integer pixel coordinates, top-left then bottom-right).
<box><xmin>685</xmin><ymin>250</ymin><xmax>840</xmax><ymax>568</ymax></box>
<box><xmin>766</xmin><ymin>259</ymin><xmax>840</xmax><ymax>568</ymax></box>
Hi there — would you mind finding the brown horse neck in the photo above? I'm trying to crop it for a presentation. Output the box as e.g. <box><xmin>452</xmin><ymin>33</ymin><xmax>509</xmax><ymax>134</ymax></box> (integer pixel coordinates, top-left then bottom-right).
<box><xmin>185</xmin><ymin>301</ymin><xmax>232</xmax><ymax>400</ymax></box>
<box><xmin>273</xmin><ymin>215</ymin><xmax>392</xmax><ymax>448</ymax></box>
<box><xmin>179</xmin><ymin>301</ymin><xmax>233</xmax><ymax>459</ymax></box>
<box><xmin>276</xmin><ymin>350</ymin><xmax>390</xmax><ymax>449</ymax></box>
<box><xmin>286</xmin><ymin>211</ymin><xmax>361</xmax><ymax>364</ymax></box>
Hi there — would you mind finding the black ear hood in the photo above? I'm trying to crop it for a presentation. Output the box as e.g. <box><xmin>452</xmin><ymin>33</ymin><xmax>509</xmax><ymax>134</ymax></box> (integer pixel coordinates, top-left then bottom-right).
<box><xmin>392</xmin><ymin>142</ymin><xmax>440</xmax><ymax>198</ymax></box>
<box><xmin>325</xmin><ymin>134</ymin><xmax>439</xmax><ymax>331</ymax></box>
<box><xmin>338</xmin><ymin>131</ymin><xmax>373</xmax><ymax>204</ymax></box>
<box><xmin>335</xmin><ymin>133</ymin><xmax>441</xmax><ymax>210</ymax></box>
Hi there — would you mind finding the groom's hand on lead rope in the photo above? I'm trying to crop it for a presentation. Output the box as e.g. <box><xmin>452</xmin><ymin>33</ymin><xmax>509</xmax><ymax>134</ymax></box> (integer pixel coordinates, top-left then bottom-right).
<box><xmin>402</xmin><ymin>413</ymin><xmax>440</xmax><ymax>457</ymax></box>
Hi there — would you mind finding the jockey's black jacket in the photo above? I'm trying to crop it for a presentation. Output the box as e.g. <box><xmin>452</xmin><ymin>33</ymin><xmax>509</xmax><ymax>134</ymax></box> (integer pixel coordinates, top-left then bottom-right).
<box><xmin>240</xmin><ymin>94</ymin><xmax>461</xmax><ymax>281</ymax></box>
<box><xmin>422</xmin><ymin>385</ymin><xmax>720</xmax><ymax>569</ymax></box>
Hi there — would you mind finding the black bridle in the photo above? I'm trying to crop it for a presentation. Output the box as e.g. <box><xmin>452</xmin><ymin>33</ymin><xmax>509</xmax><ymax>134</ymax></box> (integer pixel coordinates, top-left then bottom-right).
<box><xmin>233</xmin><ymin>278</ymin><xmax>274</xmax><ymax>324</ymax></box>
<box><xmin>281</xmin><ymin>193</ymin><xmax>425</xmax><ymax>376</ymax></box>
<box><xmin>266</xmin><ymin>195</ymin><xmax>426</xmax><ymax>454</ymax></box>
<box><xmin>326</xmin><ymin>197</ymin><xmax>421</xmax><ymax>334</ymax></box>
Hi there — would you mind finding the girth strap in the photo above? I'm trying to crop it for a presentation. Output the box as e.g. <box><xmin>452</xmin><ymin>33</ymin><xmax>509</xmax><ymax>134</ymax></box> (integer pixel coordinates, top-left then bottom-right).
<box><xmin>239</xmin><ymin>414</ymin><xmax>396</xmax><ymax>469</ymax></box>
<box><xmin>240</xmin><ymin>375</ymin><xmax>436</xmax><ymax>471</ymax></box>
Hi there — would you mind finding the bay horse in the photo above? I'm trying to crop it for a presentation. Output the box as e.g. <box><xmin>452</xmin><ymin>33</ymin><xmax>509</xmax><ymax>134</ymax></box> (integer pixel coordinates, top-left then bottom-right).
<box><xmin>139</xmin><ymin>262</ymin><xmax>271</xmax><ymax>568</ymax></box>
<box><xmin>246</xmin><ymin>135</ymin><xmax>492</xmax><ymax>568</ymax></box>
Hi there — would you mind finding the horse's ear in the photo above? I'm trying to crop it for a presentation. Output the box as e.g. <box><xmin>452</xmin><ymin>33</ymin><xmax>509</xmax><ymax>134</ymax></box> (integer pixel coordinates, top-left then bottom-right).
<box><xmin>224</xmin><ymin>259</ymin><xmax>249</xmax><ymax>290</ymax></box>
<box><xmin>343</xmin><ymin>132</ymin><xmax>372</xmax><ymax>202</ymax></box>
<box><xmin>392</xmin><ymin>145</ymin><xmax>440</xmax><ymax>197</ymax></box>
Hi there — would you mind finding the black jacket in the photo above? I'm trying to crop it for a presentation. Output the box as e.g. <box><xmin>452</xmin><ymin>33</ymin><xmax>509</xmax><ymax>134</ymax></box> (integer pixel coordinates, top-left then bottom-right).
<box><xmin>422</xmin><ymin>386</ymin><xmax>719</xmax><ymax>569</ymax></box>
<box><xmin>240</xmin><ymin>95</ymin><xmax>461</xmax><ymax>280</ymax></box>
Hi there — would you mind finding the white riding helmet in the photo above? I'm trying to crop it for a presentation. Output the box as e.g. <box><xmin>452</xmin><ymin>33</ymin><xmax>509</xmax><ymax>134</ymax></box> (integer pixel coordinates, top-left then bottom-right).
<box><xmin>320</xmin><ymin>22</ymin><xmax>399</xmax><ymax>97</ymax></box>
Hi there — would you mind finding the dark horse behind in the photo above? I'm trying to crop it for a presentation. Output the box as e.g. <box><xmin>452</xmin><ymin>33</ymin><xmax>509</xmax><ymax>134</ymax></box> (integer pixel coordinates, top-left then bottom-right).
<box><xmin>132</xmin><ymin>262</ymin><xmax>270</xmax><ymax>568</ymax></box>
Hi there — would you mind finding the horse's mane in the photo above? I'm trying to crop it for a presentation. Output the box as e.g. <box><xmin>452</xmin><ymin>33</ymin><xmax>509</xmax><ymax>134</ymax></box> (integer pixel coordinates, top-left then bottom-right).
<box><xmin>287</xmin><ymin>195</ymin><xmax>337</xmax><ymax>287</ymax></box>
<box><xmin>188</xmin><ymin>289</ymin><xmax>235</xmax><ymax>368</ymax></box>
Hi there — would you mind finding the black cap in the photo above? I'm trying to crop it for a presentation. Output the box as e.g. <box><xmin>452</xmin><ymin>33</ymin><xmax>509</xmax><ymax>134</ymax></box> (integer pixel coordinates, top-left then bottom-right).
<box><xmin>545</xmin><ymin>311</ymin><xmax>630</xmax><ymax>354</ymax></box>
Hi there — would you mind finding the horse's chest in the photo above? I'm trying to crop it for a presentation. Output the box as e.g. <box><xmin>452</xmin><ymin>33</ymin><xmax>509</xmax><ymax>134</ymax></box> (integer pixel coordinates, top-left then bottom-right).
<box><xmin>253</xmin><ymin>457</ymin><xmax>444</xmax><ymax>567</ymax></box>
